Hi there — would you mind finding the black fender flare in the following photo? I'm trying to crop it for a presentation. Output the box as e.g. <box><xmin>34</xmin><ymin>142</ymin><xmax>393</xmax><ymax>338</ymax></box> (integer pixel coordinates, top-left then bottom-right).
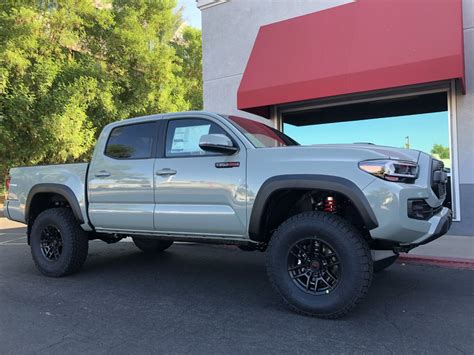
<box><xmin>25</xmin><ymin>183</ymin><xmax>84</xmax><ymax>224</ymax></box>
<box><xmin>248</xmin><ymin>174</ymin><xmax>378</xmax><ymax>241</ymax></box>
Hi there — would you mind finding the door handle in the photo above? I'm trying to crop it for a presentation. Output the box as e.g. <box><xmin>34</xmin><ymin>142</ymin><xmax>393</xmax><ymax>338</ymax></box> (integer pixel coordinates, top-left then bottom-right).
<box><xmin>94</xmin><ymin>170</ymin><xmax>111</xmax><ymax>178</ymax></box>
<box><xmin>156</xmin><ymin>168</ymin><xmax>177</xmax><ymax>176</ymax></box>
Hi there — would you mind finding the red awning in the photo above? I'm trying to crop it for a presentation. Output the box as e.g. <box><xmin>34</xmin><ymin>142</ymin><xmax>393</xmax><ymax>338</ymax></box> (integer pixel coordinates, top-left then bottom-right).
<box><xmin>237</xmin><ymin>0</ymin><xmax>465</xmax><ymax>118</ymax></box>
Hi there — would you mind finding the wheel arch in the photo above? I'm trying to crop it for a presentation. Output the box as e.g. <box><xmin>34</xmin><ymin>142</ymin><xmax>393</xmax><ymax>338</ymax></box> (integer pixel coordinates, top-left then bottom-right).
<box><xmin>248</xmin><ymin>175</ymin><xmax>378</xmax><ymax>242</ymax></box>
<box><xmin>26</xmin><ymin>184</ymin><xmax>85</xmax><ymax>225</ymax></box>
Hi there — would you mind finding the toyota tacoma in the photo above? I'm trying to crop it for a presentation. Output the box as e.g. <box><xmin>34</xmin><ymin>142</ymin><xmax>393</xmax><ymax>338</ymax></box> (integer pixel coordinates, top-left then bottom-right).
<box><xmin>3</xmin><ymin>111</ymin><xmax>452</xmax><ymax>318</ymax></box>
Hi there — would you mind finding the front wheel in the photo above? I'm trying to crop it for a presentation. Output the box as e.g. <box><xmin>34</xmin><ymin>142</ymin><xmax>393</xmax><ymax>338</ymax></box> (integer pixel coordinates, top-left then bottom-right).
<box><xmin>30</xmin><ymin>208</ymin><xmax>89</xmax><ymax>277</ymax></box>
<box><xmin>266</xmin><ymin>212</ymin><xmax>373</xmax><ymax>319</ymax></box>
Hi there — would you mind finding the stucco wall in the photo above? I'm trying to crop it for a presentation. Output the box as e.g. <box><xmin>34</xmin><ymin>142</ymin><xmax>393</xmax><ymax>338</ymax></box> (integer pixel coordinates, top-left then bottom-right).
<box><xmin>457</xmin><ymin>0</ymin><xmax>474</xmax><ymax>185</ymax></box>
<box><xmin>450</xmin><ymin>0</ymin><xmax>474</xmax><ymax>235</ymax></box>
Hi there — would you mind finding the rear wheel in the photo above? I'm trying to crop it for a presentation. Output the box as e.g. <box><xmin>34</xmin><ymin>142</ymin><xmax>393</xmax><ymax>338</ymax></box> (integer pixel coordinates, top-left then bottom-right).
<box><xmin>30</xmin><ymin>208</ymin><xmax>89</xmax><ymax>277</ymax></box>
<box><xmin>266</xmin><ymin>212</ymin><xmax>373</xmax><ymax>319</ymax></box>
<box><xmin>132</xmin><ymin>237</ymin><xmax>173</xmax><ymax>254</ymax></box>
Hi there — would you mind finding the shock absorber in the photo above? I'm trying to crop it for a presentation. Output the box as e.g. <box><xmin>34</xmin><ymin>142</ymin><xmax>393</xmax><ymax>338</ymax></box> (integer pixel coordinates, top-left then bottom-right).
<box><xmin>324</xmin><ymin>196</ymin><xmax>337</xmax><ymax>213</ymax></box>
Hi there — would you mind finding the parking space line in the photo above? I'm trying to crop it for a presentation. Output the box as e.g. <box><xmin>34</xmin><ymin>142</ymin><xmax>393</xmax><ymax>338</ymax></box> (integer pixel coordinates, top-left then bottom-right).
<box><xmin>0</xmin><ymin>236</ymin><xmax>27</xmax><ymax>245</ymax></box>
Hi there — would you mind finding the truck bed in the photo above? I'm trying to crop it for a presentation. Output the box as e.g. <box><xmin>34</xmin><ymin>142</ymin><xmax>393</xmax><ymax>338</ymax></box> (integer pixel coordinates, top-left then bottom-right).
<box><xmin>5</xmin><ymin>163</ymin><xmax>89</xmax><ymax>226</ymax></box>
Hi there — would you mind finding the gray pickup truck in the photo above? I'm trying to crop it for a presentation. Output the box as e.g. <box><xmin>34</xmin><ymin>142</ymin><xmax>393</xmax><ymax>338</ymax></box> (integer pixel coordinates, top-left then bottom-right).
<box><xmin>4</xmin><ymin>111</ymin><xmax>451</xmax><ymax>318</ymax></box>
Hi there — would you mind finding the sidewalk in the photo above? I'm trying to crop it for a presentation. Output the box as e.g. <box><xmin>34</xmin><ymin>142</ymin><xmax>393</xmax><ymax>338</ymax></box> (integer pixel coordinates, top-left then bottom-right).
<box><xmin>0</xmin><ymin>217</ymin><xmax>24</xmax><ymax>230</ymax></box>
<box><xmin>400</xmin><ymin>234</ymin><xmax>474</xmax><ymax>269</ymax></box>
<box><xmin>408</xmin><ymin>235</ymin><xmax>473</xmax><ymax>259</ymax></box>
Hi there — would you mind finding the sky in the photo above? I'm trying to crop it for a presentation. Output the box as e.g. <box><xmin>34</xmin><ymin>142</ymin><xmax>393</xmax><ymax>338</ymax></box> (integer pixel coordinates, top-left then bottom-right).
<box><xmin>177</xmin><ymin>0</ymin><xmax>202</xmax><ymax>28</ymax></box>
<box><xmin>284</xmin><ymin>112</ymin><xmax>450</xmax><ymax>154</ymax></box>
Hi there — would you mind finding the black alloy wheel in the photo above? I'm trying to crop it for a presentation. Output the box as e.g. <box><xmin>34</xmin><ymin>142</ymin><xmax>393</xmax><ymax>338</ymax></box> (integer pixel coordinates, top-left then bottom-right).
<box><xmin>266</xmin><ymin>211</ymin><xmax>373</xmax><ymax>318</ymax></box>
<box><xmin>287</xmin><ymin>238</ymin><xmax>341</xmax><ymax>295</ymax></box>
<box><xmin>30</xmin><ymin>208</ymin><xmax>89</xmax><ymax>277</ymax></box>
<box><xmin>40</xmin><ymin>225</ymin><xmax>63</xmax><ymax>261</ymax></box>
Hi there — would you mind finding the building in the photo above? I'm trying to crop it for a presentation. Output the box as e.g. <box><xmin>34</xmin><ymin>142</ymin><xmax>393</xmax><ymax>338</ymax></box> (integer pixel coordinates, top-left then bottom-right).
<box><xmin>197</xmin><ymin>0</ymin><xmax>473</xmax><ymax>236</ymax></box>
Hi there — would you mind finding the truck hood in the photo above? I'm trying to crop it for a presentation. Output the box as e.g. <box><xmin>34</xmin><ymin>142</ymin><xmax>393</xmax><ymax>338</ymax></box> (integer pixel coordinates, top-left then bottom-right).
<box><xmin>305</xmin><ymin>143</ymin><xmax>421</xmax><ymax>162</ymax></box>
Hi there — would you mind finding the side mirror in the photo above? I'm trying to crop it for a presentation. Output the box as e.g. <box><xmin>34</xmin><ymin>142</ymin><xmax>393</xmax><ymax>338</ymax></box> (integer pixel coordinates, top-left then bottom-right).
<box><xmin>199</xmin><ymin>134</ymin><xmax>237</xmax><ymax>154</ymax></box>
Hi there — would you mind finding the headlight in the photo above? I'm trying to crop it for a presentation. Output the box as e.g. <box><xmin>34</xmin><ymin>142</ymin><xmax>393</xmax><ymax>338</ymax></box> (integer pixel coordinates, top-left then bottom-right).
<box><xmin>359</xmin><ymin>160</ymin><xmax>418</xmax><ymax>182</ymax></box>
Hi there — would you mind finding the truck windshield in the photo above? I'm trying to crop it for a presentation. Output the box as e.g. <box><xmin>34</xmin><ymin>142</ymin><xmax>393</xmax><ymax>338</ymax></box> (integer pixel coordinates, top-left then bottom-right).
<box><xmin>226</xmin><ymin>115</ymin><xmax>299</xmax><ymax>148</ymax></box>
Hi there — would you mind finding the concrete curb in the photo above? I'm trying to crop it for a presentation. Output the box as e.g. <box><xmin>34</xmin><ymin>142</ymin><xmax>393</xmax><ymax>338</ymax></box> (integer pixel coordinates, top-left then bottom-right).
<box><xmin>398</xmin><ymin>254</ymin><xmax>474</xmax><ymax>270</ymax></box>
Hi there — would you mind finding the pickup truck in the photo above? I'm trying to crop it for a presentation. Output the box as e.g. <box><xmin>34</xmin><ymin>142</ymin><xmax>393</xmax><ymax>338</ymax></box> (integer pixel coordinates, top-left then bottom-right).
<box><xmin>4</xmin><ymin>111</ymin><xmax>452</xmax><ymax>318</ymax></box>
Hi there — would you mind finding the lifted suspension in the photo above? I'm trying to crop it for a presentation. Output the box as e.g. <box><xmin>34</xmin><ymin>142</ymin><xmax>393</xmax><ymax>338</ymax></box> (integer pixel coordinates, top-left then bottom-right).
<box><xmin>323</xmin><ymin>196</ymin><xmax>337</xmax><ymax>213</ymax></box>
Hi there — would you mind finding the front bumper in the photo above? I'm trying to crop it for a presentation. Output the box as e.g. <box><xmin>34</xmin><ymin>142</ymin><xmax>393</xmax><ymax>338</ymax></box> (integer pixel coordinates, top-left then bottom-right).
<box><xmin>363</xmin><ymin>176</ymin><xmax>452</xmax><ymax>246</ymax></box>
<box><xmin>410</xmin><ymin>208</ymin><xmax>452</xmax><ymax>246</ymax></box>
<box><xmin>369</xmin><ymin>206</ymin><xmax>452</xmax><ymax>251</ymax></box>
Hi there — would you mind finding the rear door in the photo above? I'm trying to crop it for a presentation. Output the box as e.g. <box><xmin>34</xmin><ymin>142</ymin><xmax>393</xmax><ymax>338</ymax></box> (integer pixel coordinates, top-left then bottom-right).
<box><xmin>88</xmin><ymin>121</ymin><xmax>158</xmax><ymax>232</ymax></box>
<box><xmin>153</xmin><ymin>116</ymin><xmax>247</xmax><ymax>237</ymax></box>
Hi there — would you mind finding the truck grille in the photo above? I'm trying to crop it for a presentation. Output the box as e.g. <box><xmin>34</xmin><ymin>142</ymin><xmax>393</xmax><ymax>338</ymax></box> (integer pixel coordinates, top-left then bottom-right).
<box><xmin>431</xmin><ymin>159</ymin><xmax>447</xmax><ymax>200</ymax></box>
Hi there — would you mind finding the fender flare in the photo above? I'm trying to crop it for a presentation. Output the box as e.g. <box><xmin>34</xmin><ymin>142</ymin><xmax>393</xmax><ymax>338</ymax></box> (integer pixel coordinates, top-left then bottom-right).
<box><xmin>25</xmin><ymin>183</ymin><xmax>84</xmax><ymax>224</ymax></box>
<box><xmin>248</xmin><ymin>174</ymin><xmax>378</xmax><ymax>241</ymax></box>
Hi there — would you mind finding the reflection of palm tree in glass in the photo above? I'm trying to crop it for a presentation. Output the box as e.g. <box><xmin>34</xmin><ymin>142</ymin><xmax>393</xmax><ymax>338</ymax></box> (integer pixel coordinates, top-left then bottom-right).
<box><xmin>107</xmin><ymin>144</ymin><xmax>135</xmax><ymax>158</ymax></box>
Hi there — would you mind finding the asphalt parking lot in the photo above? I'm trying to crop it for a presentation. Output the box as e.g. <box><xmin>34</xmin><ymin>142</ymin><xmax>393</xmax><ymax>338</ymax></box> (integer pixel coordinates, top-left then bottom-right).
<box><xmin>0</xmin><ymin>224</ymin><xmax>473</xmax><ymax>354</ymax></box>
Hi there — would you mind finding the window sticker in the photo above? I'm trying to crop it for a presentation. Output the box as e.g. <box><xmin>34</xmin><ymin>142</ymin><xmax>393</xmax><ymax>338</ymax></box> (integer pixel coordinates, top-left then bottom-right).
<box><xmin>171</xmin><ymin>124</ymin><xmax>211</xmax><ymax>154</ymax></box>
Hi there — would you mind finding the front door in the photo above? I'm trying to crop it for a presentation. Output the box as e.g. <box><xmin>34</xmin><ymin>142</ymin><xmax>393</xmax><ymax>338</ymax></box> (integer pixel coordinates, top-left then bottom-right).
<box><xmin>88</xmin><ymin>121</ymin><xmax>158</xmax><ymax>232</ymax></box>
<box><xmin>154</xmin><ymin>117</ymin><xmax>247</xmax><ymax>237</ymax></box>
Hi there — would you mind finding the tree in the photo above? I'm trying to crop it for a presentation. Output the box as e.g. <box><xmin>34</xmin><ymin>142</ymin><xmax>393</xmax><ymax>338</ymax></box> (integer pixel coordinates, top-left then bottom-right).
<box><xmin>0</xmin><ymin>3</ymin><xmax>100</xmax><ymax>176</ymax></box>
<box><xmin>173</xmin><ymin>26</ymin><xmax>203</xmax><ymax>110</ymax></box>
<box><xmin>431</xmin><ymin>144</ymin><xmax>450</xmax><ymax>159</ymax></box>
<box><xmin>0</xmin><ymin>0</ymin><xmax>202</xmax><ymax>181</ymax></box>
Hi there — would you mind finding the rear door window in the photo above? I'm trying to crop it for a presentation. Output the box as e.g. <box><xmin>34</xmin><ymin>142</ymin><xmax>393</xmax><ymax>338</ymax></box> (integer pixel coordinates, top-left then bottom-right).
<box><xmin>105</xmin><ymin>122</ymin><xmax>156</xmax><ymax>159</ymax></box>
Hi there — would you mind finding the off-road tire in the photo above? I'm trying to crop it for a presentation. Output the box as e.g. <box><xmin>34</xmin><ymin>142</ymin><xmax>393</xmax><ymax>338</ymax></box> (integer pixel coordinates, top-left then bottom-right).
<box><xmin>30</xmin><ymin>208</ymin><xmax>89</xmax><ymax>277</ymax></box>
<box><xmin>373</xmin><ymin>254</ymin><xmax>399</xmax><ymax>272</ymax></box>
<box><xmin>132</xmin><ymin>237</ymin><xmax>173</xmax><ymax>254</ymax></box>
<box><xmin>266</xmin><ymin>211</ymin><xmax>373</xmax><ymax>319</ymax></box>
